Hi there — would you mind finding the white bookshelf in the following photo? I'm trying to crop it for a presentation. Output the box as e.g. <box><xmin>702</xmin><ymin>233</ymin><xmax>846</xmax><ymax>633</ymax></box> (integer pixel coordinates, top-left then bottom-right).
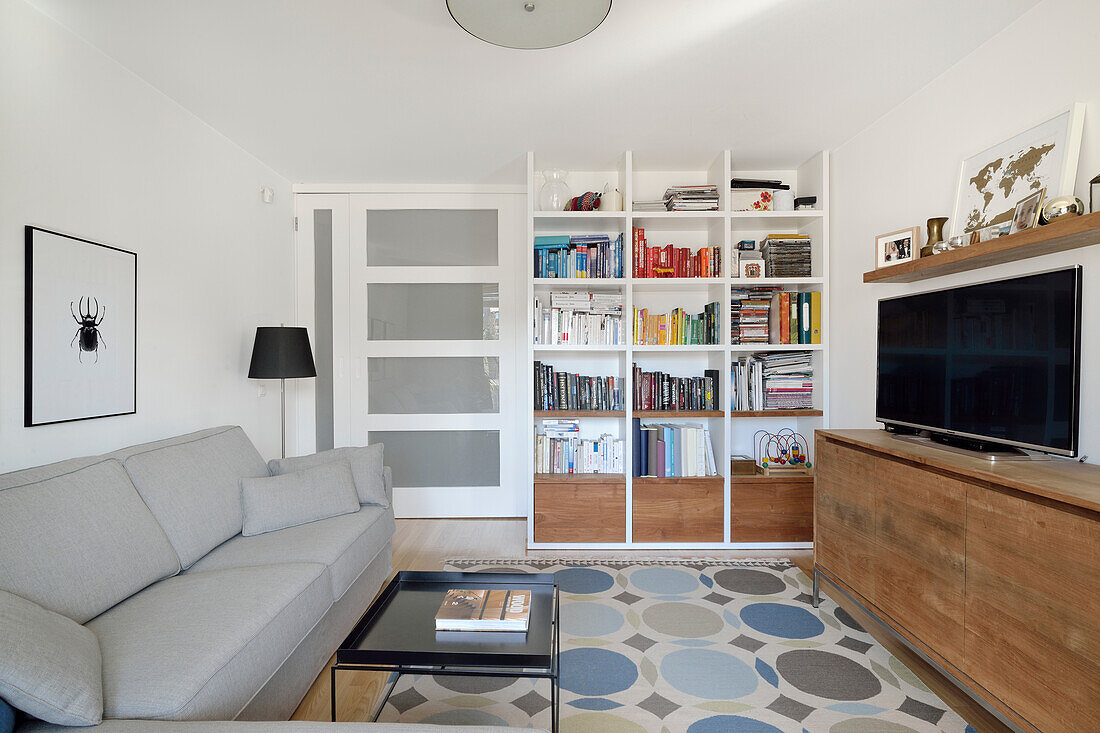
<box><xmin>526</xmin><ymin>150</ymin><xmax>829</xmax><ymax>549</ymax></box>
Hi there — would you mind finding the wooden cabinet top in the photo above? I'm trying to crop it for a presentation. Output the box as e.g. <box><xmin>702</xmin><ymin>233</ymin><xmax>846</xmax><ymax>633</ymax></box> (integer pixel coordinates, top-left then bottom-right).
<box><xmin>819</xmin><ymin>429</ymin><xmax>1100</xmax><ymax>514</ymax></box>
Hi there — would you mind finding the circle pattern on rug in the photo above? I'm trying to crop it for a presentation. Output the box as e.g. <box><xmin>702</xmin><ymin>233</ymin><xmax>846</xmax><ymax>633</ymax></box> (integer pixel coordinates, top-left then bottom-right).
<box><xmin>642</xmin><ymin>602</ymin><xmax>723</xmax><ymax>638</ymax></box>
<box><xmin>629</xmin><ymin>567</ymin><xmax>699</xmax><ymax>595</ymax></box>
<box><xmin>740</xmin><ymin>602</ymin><xmax>825</xmax><ymax>639</ymax></box>
<box><xmin>562</xmin><ymin>601</ymin><xmax>624</xmax><ymax>637</ymax></box>
<box><xmin>713</xmin><ymin>568</ymin><xmax>787</xmax><ymax>595</ymax></box>
<box><xmin>556</xmin><ymin>567</ymin><xmax>615</xmax><ymax>594</ymax></box>
<box><xmin>560</xmin><ymin>648</ymin><xmax>638</xmax><ymax>696</ymax></box>
<box><xmin>435</xmin><ymin>674</ymin><xmax>516</xmax><ymax>694</ymax></box>
<box><xmin>561</xmin><ymin>712</ymin><xmax>649</xmax><ymax>732</ymax></box>
<box><xmin>688</xmin><ymin>715</ymin><xmax>785</xmax><ymax>733</ymax></box>
<box><xmin>830</xmin><ymin>719</ymin><xmax>922</xmax><ymax>733</ymax></box>
<box><xmin>775</xmin><ymin>649</ymin><xmax>882</xmax><ymax>700</ymax></box>
<box><xmin>661</xmin><ymin>648</ymin><xmax>758</xmax><ymax>700</ymax></box>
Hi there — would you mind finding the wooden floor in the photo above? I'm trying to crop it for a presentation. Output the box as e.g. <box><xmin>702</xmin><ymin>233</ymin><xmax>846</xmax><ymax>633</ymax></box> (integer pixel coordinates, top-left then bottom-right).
<box><xmin>292</xmin><ymin>519</ymin><xmax>1011</xmax><ymax>732</ymax></box>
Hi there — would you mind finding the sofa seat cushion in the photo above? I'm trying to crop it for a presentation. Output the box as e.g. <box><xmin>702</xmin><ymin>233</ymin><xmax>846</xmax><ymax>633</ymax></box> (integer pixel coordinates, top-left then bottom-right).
<box><xmin>115</xmin><ymin>426</ymin><xmax>270</xmax><ymax>569</ymax></box>
<box><xmin>87</xmin><ymin>563</ymin><xmax>331</xmax><ymax>721</ymax></box>
<box><xmin>188</xmin><ymin>506</ymin><xmax>396</xmax><ymax>602</ymax></box>
<box><xmin>0</xmin><ymin>457</ymin><xmax>179</xmax><ymax>623</ymax></box>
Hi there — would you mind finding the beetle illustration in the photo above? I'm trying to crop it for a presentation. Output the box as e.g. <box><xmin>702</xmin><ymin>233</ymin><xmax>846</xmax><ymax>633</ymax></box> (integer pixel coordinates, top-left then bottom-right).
<box><xmin>70</xmin><ymin>296</ymin><xmax>106</xmax><ymax>363</ymax></box>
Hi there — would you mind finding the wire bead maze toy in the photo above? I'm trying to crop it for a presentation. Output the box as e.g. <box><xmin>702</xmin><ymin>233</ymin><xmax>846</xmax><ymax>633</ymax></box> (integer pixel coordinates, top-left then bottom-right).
<box><xmin>754</xmin><ymin>428</ymin><xmax>812</xmax><ymax>475</ymax></box>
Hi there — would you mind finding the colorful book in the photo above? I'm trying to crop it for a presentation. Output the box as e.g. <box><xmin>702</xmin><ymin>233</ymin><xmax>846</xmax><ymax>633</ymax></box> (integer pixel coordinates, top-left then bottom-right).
<box><xmin>435</xmin><ymin>589</ymin><xmax>532</xmax><ymax>632</ymax></box>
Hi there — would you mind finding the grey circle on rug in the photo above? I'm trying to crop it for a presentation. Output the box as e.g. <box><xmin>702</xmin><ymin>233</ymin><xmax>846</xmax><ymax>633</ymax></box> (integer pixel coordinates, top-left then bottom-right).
<box><xmin>435</xmin><ymin>674</ymin><xmax>518</xmax><ymax>694</ymax></box>
<box><xmin>712</xmin><ymin>568</ymin><xmax>787</xmax><ymax>595</ymax></box>
<box><xmin>774</xmin><ymin>649</ymin><xmax>882</xmax><ymax>700</ymax></box>
<box><xmin>642</xmin><ymin>602</ymin><xmax>724</xmax><ymax>638</ymax></box>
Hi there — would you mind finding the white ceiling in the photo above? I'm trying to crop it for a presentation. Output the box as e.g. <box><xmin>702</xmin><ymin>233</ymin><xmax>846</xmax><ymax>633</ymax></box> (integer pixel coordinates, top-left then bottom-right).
<box><xmin>27</xmin><ymin>0</ymin><xmax>1039</xmax><ymax>184</ymax></box>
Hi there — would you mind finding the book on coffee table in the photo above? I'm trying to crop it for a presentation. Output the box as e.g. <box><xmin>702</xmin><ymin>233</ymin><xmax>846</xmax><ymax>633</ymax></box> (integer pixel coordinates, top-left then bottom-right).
<box><xmin>435</xmin><ymin>589</ymin><xmax>531</xmax><ymax>632</ymax></box>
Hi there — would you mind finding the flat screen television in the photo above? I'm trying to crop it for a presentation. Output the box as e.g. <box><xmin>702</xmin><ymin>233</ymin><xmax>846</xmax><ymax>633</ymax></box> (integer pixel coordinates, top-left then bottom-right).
<box><xmin>876</xmin><ymin>267</ymin><xmax>1082</xmax><ymax>457</ymax></box>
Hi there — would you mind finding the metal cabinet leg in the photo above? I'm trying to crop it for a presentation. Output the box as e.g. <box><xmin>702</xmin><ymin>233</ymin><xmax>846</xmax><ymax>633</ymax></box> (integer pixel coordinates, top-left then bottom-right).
<box><xmin>812</xmin><ymin>567</ymin><xmax>821</xmax><ymax>608</ymax></box>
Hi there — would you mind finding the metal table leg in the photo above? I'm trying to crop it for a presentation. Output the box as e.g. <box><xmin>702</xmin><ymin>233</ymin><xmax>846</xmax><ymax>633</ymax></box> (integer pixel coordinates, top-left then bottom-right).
<box><xmin>812</xmin><ymin>566</ymin><xmax>821</xmax><ymax>608</ymax></box>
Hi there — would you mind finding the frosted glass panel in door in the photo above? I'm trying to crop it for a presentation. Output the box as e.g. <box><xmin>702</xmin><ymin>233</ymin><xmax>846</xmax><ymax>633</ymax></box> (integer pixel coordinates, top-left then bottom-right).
<box><xmin>365</xmin><ymin>210</ymin><xmax>498</xmax><ymax>266</ymax></box>
<box><xmin>370</xmin><ymin>430</ymin><xmax>499</xmax><ymax>487</ymax></box>
<box><xmin>368</xmin><ymin>357</ymin><xmax>499</xmax><ymax>413</ymax></box>
<box><xmin>368</xmin><ymin>283</ymin><xmax>499</xmax><ymax>340</ymax></box>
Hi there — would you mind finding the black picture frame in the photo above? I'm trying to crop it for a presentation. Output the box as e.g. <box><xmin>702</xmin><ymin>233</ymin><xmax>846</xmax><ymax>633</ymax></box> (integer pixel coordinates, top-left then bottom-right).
<box><xmin>25</xmin><ymin>226</ymin><xmax>138</xmax><ymax>427</ymax></box>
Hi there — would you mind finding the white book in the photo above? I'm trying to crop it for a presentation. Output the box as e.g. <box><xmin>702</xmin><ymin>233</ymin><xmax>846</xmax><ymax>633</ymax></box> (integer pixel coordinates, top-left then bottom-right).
<box><xmin>703</xmin><ymin>428</ymin><xmax>717</xmax><ymax>475</ymax></box>
<box><xmin>696</xmin><ymin>427</ymin><xmax>706</xmax><ymax>476</ymax></box>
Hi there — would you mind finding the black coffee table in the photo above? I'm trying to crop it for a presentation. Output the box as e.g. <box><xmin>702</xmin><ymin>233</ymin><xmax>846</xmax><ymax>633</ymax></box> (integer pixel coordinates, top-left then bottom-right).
<box><xmin>332</xmin><ymin>570</ymin><xmax>559</xmax><ymax>731</ymax></box>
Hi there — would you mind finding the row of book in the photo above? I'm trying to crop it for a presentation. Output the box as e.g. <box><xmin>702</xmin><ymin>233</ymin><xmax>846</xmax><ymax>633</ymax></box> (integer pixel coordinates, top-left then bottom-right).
<box><xmin>731</xmin><ymin>288</ymin><xmax>821</xmax><ymax>345</ymax></box>
<box><xmin>533</xmin><ymin>234</ymin><xmax>624</xmax><ymax>279</ymax></box>
<box><xmin>536</xmin><ymin>420</ymin><xmax>624</xmax><ymax>474</ymax></box>
<box><xmin>631</xmin><ymin>228</ymin><xmax>721</xmax><ymax>278</ymax></box>
<box><xmin>533</xmin><ymin>291</ymin><xmax>624</xmax><ymax>346</ymax></box>
<box><xmin>732</xmin><ymin>352</ymin><xmax>814</xmax><ymax>411</ymax></box>
<box><xmin>633</xmin><ymin>302</ymin><xmax>721</xmax><ymax>346</ymax></box>
<box><xmin>633</xmin><ymin>365</ymin><xmax>720</xmax><ymax>412</ymax></box>
<box><xmin>761</xmin><ymin>234</ymin><xmax>812</xmax><ymax>277</ymax></box>
<box><xmin>534</xmin><ymin>361</ymin><xmax>624</xmax><ymax>411</ymax></box>
<box><xmin>631</xmin><ymin>419</ymin><xmax>718</xmax><ymax>477</ymax></box>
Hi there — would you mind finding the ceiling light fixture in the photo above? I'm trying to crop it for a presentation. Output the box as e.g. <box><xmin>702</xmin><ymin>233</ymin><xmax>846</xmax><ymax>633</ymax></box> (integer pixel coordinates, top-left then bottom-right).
<box><xmin>447</xmin><ymin>0</ymin><xmax>612</xmax><ymax>50</ymax></box>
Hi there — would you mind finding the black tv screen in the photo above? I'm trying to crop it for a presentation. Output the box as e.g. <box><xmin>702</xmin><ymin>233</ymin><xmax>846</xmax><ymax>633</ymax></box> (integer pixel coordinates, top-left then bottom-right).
<box><xmin>876</xmin><ymin>267</ymin><xmax>1081</xmax><ymax>456</ymax></box>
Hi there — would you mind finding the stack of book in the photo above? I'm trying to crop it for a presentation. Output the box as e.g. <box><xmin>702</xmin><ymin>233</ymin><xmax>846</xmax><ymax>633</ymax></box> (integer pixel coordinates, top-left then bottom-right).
<box><xmin>533</xmin><ymin>234</ymin><xmax>624</xmax><ymax>279</ymax></box>
<box><xmin>632</xmin><ymin>199</ymin><xmax>667</xmax><ymax>212</ymax></box>
<box><xmin>631</xmin><ymin>228</ymin><xmax>720</xmax><ymax>278</ymax></box>
<box><xmin>767</xmin><ymin>291</ymin><xmax>822</xmax><ymax>345</ymax></box>
<box><xmin>732</xmin><ymin>288</ymin><xmax>777</xmax><ymax>344</ymax></box>
<box><xmin>631</xmin><ymin>419</ymin><xmax>718</xmax><ymax>477</ymax></box>
<box><xmin>731</xmin><ymin>352</ymin><xmax>814</xmax><ymax>411</ymax></box>
<box><xmin>533</xmin><ymin>291</ymin><xmax>624</xmax><ymax>346</ymax></box>
<box><xmin>664</xmin><ymin>185</ymin><xmax>719</xmax><ymax>211</ymax></box>
<box><xmin>535</xmin><ymin>424</ymin><xmax>624</xmax><ymax>474</ymax></box>
<box><xmin>633</xmin><ymin>365</ymin><xmax>720</xmax><ymax>411</ymax></box>
<box><xmin>534</xmin><ymin>361</ymin><xmax>623</xmax><ymax>411</ymax></box>
<box><xmin>633</xmin><ymin>302</ymin><xmax>720</xmax><ymax>345</ymax></box>
<box><xmin>761</xmin><ymin>234</ymin><xmax>812</xmax><ymax>277</ymax></box>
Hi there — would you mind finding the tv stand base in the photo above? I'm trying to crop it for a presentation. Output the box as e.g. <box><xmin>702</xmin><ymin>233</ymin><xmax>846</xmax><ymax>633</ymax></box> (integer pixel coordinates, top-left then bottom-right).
<box><xmin>889</xmin><ymin>433</ymin><xmax>1050</xmax><ymax>462</ymax></box>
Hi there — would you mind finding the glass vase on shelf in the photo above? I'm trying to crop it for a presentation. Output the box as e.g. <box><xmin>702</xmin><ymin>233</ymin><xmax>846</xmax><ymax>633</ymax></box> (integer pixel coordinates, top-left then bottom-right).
<box><xmin>539</xmin><ymin>170</ymin><xmax>572</xmax><ymax>212</ymax></box>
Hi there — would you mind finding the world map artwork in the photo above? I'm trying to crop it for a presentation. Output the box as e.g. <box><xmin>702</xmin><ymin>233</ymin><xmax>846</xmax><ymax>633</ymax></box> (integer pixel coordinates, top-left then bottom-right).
<box><xmin>962</xmin><ymin>140</ymin><xmax>1056</xmax><ymax>231</ymax></box>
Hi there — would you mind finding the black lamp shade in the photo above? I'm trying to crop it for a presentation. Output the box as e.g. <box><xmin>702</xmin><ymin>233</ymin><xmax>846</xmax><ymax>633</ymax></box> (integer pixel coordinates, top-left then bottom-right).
<box><xmin>248</xmin><ymin>327</ymin><xmax>317</xmax><ymax>379</ymax></box>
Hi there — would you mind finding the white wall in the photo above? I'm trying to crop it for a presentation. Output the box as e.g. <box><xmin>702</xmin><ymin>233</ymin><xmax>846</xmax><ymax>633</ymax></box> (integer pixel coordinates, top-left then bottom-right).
<box><xmin>0</xmin><ymin>0</ymin><xmax>294</xmax><ymax>470</ymax></box>
<box><xmin>830</xmin><ymin>0</ymin><xmax>1100</xmax><ymax>461</ymax></box>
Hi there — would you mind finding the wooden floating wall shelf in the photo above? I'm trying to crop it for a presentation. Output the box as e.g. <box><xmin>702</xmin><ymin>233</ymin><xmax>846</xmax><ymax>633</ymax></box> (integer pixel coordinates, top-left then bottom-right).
<box><xmin>863</xmin><ymin>211</ymin><xmax>1100</xmax><ymax>284</ymax></box>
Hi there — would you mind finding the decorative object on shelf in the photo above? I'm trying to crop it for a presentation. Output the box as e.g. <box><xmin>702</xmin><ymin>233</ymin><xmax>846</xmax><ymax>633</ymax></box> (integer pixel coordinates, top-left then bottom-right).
<box><xmin>875</xmin><ymin>226</ymin><xmax>920</xmax><ymax>268</ymax></box>
<box><xmin>1010</xmin><ymin>187</ymin><xmax>1046</xmax><ymax>234</ymax></box>
<box><xmin>538</xmin><ymin>169</ymin><xmax>572</xmax><ymax>211</ymax></box>
<box><xmin>248</xmin><ymin>326</ymin><xmax>317</xmax><ymax>458</ymax></box>
<box><xmin>925</xmin><ymin>217</ymin><xmax>948</xmax><ymax>256</ymax></box>
<box><xmin>729</xmin><ymin>454</ymin><xmax>756</xmax><ymax>475</ymax></box>
<box><xmin>794</xmin><ymin>196</ymin><xmax>817</xmax><ymax>210</ymax></box>
<box><xmin>736</xmin><ymin>239</ymin><xmax>757</xmax><ymax>251</ymax></box>
<box><xmin>1039</xmin><ymin>195</ymin><xmax>1085</xmax><ymax>224</ymax></box>
<box><xmin>447</xmin><ymin>0</ymin><xmax>612</xmax><ymax>50</ymax></box>
<box><xmin>773</xmin><ymin>190</ymin><xmax>795</xmax><ymax>211</ymax></box>
<box><xmin>979</xmin><ymin>222</ymin><xmax>1012</xmax><ymax>241</ymax></box>
<box><xmin>24</xmin><ymin>226</ymin><xmax>137</xmax><ymax>427</ymax></box>
<box><xmin>754</xmin><ymin>428</ymin><xmax>812</xmax><ymax>476</ymax></box>
<box><xmin>1091</xmin><ymin>173</ymin><xmax>1100</xmax><ymax>213</ymax></box>
<box><xmin>564</xmin><ymin>191</ymin><xmax>601</xmax><ymax>211</ymax></box>
<box><xmin>730</xmin><ymin>189</ymin><xmax>772</xmax><ymax>211</ymax></box>
<box><xmin>951</xmin><ymin>102</ymin><xmax>1085</xmax><ymax>236</ymax></box>
<box><xmin>739</xmin><ymin>255</ymin><xmax>764</xmax><ymax>278</ymax></box>
<box><xmin>947</xmin><ymin>235</ymin><xmax>970</xmax><ymax>250</ymax></box>
<box><xmin>601</xmin><ymin>183</ymin><xmax>623</xmax><ymax>212</ymax></box>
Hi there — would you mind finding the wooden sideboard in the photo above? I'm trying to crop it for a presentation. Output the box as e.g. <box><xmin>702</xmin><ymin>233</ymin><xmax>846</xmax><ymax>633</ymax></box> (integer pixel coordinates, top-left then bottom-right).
<box><xmin>814</xmin><ymin>429</ymin><xmax>1100</xmax><ymax>733</ymax></box>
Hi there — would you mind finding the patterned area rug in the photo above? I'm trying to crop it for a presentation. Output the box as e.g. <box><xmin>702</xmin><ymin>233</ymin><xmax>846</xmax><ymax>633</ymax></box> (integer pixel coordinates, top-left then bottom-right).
<box><xmin>375</xmin><ymin>560</ymin><xmax>974</xmax><ymax>732</ymax></box>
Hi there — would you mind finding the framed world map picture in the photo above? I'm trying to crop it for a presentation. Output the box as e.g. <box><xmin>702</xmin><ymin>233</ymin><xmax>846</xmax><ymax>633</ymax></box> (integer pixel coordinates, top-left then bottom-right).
<box><xmin>951</xmin><ymin>103</ymin><xmax>1084</xmax><ymax>236</ymax></box>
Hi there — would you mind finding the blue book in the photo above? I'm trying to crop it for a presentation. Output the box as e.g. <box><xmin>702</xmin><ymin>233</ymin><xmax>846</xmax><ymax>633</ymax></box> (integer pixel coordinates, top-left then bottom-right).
<box><xmin>534</xmin><ymin>235</ymin><xmax>570</xmax><ymax>248</ymax></box>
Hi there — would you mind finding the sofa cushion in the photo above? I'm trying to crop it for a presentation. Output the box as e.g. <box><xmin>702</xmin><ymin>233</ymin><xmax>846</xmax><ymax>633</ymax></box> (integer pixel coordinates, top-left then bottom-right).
<box><xmin>88</xmin><ymin>563</ymin><xmax>331</xmax><ymax>721</ymax></box>
<box><xmin>188</xmin><ymin>505</ymin><xmax>395</xmax><ymax>602</ymax></box>
<box><xmin>0</xmin><ymin>589</ymin><xmax>103</xmax><ymax>726</ymax></box>
<box><xmin>241</xmin><ymin>461</ymin><xmax>360</xmax><ymax>536</ymax></box>
<box><xmin>117</xmin><ymin>426</ymin><xmax>269</xmax><ymax>568</ymax></box>
<box><xmin>0</xmin><ymin>458</ymin><xmax>180</xmax><ymax>622</ymax></box>
<box><xmin>269</xmin><ymin>445</ymin><xmax>387</xmax><ymax>508</ymax></box>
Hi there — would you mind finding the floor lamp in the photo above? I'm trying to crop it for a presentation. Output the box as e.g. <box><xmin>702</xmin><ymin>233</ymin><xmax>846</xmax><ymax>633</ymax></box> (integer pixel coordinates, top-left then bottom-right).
<box><xmin>248</xmin><ymin>326</ymin><xmax>317</xmax><ymax>458</ymax></box>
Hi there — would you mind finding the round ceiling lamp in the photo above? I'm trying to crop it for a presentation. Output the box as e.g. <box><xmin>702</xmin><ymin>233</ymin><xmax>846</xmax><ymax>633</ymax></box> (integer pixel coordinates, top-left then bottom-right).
<box><xmin>447</xmin><ymin>0</ymin><xmax>612</xmax><ymax>50</ymax></box>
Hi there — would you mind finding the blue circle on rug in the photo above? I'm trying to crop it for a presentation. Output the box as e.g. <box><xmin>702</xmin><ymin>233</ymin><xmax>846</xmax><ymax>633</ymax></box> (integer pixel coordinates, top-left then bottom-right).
<box><xmin>629</xmin><ymin>567</ymin><xmax>699</xmax><ymax>595</ymax></box>
<box><xmin>660</xmin><ymin>648</ymin><xmax>758</xmax><ymax>699</ymax></box>
<box><xmin>420</xmin><ymin>709</ymin><xmax>509</xmax><ymax>726</ymax></box>
<box><xmin>562</xmin><ymin>601</ymin><xmax>625</xmax><ymax>637</ymax></box>
<box><xmin>740</xmin><ymin>602</ymin><xmax>825</xmax><ymax>639</ymax></box>
<box><xmin>556</xmin><ymin>567</ymin><xmax>615</xmax><ymax>594</ymax></box>
<box><xmin>559</xmin><ymin>648</ymin><xmax>638</xmax><ymax>696</ymax></box>
<box><xmin>688</xmin><ymin>715</ymin><xmax>785</xmax><ymax>733</ymax></box>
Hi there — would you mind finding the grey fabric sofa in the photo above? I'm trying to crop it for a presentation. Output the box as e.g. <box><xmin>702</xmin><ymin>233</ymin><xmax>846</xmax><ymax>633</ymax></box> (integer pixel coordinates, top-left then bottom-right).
<box><xmin>0</xmin><ymin>426</ymin><xmax>538</xmax><ymax>733</ymax></box>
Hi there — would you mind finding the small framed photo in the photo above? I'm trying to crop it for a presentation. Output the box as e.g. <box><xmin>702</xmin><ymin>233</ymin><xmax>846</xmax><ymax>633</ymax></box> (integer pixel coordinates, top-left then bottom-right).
<box><xmin>740</xmin><ymin>256</ymin><xmax>764</xmax><ymax>279</ymax></box>
<box><xmin>876</xmin><ymin>226</ymin><xmax>920</xmax><ymax>268</ymax></box>
<box><xmin>1010</xmin><ymin>188</ymin><xmax>1045</xmax><ymax>234</ymax></box>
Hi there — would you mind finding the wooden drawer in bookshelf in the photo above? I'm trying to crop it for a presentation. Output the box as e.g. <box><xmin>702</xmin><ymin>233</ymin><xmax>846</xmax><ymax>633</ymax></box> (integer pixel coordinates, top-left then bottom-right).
<box><xmin>730</xmin><ymin>474</ymin><xmax>813</xmax><ymax>542</ymax></box>
<box><xmin>533</xmin><ymin>474</ymin><xmax>626</xmax><ymax>543</ymax></box>
<box><xmin>632</xmin><ymin>476</ymin><xmax>724</xmax><ymax>542</ymax></box>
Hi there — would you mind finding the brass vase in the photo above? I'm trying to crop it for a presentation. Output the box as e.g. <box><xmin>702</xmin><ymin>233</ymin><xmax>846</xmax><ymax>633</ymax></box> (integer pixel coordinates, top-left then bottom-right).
<box><xmin>923</xmin><ymin>217</ymin><xmax>948</xmax><ymax>257</ymax></box>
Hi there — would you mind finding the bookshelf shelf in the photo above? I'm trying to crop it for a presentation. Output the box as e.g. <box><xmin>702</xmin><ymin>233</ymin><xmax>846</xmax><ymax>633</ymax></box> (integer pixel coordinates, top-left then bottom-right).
<box><xmin>527</xmin><ymin>149</ymin><xmax>829</xmax><ymax>550</ymax></box>
<box><xmin>862</xmin><ymin>211</ymin><xmax>1100</xmax><ymax>283</ymax></box>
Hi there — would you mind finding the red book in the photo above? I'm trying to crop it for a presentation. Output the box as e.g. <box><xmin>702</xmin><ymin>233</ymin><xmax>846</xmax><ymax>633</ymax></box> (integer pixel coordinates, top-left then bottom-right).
<box><xmin>632</xmin><ymin>228</ymin><xmax>643</xmax><ymax>277</ymax></box>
